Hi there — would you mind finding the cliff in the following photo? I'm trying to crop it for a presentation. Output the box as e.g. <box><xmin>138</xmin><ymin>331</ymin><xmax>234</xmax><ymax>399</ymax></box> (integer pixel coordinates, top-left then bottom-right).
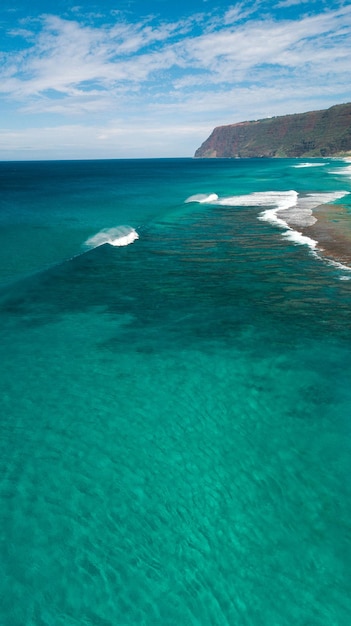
<box><xmin>194</xmin><ymin>103</ymin><xmax>351</xmax><ymax>158</ymax></box>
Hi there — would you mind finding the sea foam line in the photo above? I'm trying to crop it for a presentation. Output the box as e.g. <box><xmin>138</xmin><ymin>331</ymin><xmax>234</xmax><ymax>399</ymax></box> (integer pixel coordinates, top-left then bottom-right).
<box><xmin>292</xmin><ymin>162</ymin><xmax>327</xmax><ymax>168</ymax></box>
<box><xmin>184</xmin><ymin>189</ymin><xmax>350</xmax><ymax>256</ymax></box>
<box><xmin>185</xmin><ymin>189</ymin><xmax>299</xmax><ymax>226</ymax></box>
<box><xmin>185</xmin><ymin>193</ymin><xmax>219</xmax><ymax>203</ymax></box>
<box><xmin>85</xmin><ymin>225</ymin><xmax>139</xmax><ymax>249</ymax></box>
<box><xmin>330</xmin><ymin>164</ymin><xmax>351</xmax><ymax>177</ymax></box>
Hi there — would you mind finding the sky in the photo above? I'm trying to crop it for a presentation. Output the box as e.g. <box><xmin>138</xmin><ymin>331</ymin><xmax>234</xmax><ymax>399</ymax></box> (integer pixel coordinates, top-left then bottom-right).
<box><xmin>0</xmin><ymin>0</ymin><xmax>350</xmax><ymax>160</ymax></box>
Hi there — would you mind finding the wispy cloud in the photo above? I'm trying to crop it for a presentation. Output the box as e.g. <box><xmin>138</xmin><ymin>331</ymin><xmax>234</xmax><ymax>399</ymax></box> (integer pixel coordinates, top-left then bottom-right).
<box><xmin>0</xmin><ymin>120</ymin><xmax>211</xmax><ymax>159</ymax></box>
<box><xmin>178</xmin><ymin>6</ymin><xmax>351</xmax><ymax>78</ymax></box>
<box><xmin>0</xmin><ymin>1</ymin><xmax>350</xmax><ymax>158</ymax></box>
<box><xmin>276</xmin><ymin>0</ymin><xmax>313</xmax><ymax>8</ymax></box>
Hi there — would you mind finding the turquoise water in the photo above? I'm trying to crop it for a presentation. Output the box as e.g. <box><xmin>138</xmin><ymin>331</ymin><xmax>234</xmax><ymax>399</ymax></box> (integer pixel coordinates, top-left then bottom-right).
<box><xmin>1</xmin><ymin>158</ymin><xmax>351</xmax><ymax>625</ymax></box>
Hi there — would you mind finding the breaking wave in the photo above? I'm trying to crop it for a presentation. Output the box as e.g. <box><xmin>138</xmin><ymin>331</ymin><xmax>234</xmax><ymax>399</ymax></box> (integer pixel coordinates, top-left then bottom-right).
<box><xmin>186</xmin><ymin>190</ymin><xmax>298</xmax><ymax>211</ymax></box>
<box><xmin>186</xmin><ymin>189</ymin><xmax>299</xmax><ymax>223</ymax></box>
<box><xmin>292</xmin><ymin>162</ymin><xmax>327</xmax><ymax>168</ymax></box>
<box><xmin>185</xmin><ymin>193</ymin><xmax>219</xmax><ymax>203</ymax></box>
<box><xmin>185</xmin><ymin>189</ymin><xmax>350</xmax><ymax>256</ymax></box>
<box><xmin>85</xmin><ymin>226</ymin><xmax>139</xmax><ymax>249</ymax></box>
<box><xmin>257</xmin><ymin>191</ymin><xmax>348</xmax><ymax>234</ymax></box>
<box><xmin>331</xmin><ymin>164</ymin><xmax>351</xmax><ymax>177</ymax></box>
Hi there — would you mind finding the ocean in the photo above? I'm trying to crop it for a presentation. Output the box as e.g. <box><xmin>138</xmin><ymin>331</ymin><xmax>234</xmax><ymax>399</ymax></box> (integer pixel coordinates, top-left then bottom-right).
<box><xmin>0</xmin><ymin>157</ymin><xmax>351</xmax><ymax>625</ymax></box>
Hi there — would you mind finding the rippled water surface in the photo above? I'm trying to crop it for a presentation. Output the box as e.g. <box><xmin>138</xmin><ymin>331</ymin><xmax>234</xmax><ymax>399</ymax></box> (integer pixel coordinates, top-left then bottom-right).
<box><xmin>0</xmin><ymin>158</ymin><xmax>351</xmax><ymax>625</ymax></box>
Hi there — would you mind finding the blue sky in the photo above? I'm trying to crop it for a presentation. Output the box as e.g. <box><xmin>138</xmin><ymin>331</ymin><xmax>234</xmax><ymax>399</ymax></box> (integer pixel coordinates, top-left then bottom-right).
<box><xmin>1</xmin><ymin>0</ymin><xmax>350</xmax><ymax>159</ymax></box>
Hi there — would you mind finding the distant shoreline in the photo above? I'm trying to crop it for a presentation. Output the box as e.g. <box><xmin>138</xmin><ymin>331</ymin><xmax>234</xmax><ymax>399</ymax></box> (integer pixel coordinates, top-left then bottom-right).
<box><xmin>195</xmin><ymin>103</ymin><xmax>351</xmax><ymax>159</ymax></box>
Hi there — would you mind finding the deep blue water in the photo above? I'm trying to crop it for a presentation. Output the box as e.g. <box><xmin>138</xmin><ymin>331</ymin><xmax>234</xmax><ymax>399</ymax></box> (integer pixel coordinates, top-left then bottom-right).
<box><xmin>0</xmin><ymin>158</ymin><xmax>351</xmax><ymax>625</ymax></box>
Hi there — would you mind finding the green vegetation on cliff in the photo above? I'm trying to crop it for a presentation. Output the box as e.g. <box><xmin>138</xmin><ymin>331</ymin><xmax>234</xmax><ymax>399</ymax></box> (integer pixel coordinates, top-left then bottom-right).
<box><xmin>195</xmin><ymin>103</ymin><xmax>351</xmax><ymax>158</ymax></box>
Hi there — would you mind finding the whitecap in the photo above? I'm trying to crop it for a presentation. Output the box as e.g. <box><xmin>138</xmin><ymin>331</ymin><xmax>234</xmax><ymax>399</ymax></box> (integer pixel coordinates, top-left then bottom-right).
<box><xmin>324</xmin><ymin>258</ymin><xmax>351</xmax><ymax>274</ymax></box>
<box><xmin>85</xmin><ymin>226</ymin><xmax>139</xmax><ymax>249</ymax></box>
<box><xmin>282</xmin><ymin>230</ymin><xmax>317</xmax><ymax>250</ymax></box>
<box><xmin>185</xmin><ymin>193</ymin><xmax>219</xmax><ymax>203</ymax></box>
<box><xmin>275</xmin><ymin>191</ymin><xmax>349</xmax><ymax>229</ymax></box>
<box><xmin>216</xmin><ymin>190</ymin><xmax>298</xmax><ymax>211</ymax></box>
<box><xmin>186</xmin><ymin>189</ymin><xmax>299</xmax><ymax>227</ymax></box>
<box><xmin>254</xmin><ymin>191</ymin><xmax>298</xmax><ymax>228</ymax></box>
<box><xmin>330</xmin><ymin>164</ymin><xmax>351</xmax><ymax>177</ymax></box>
<box><xmin>184</xmin><ymin>188</ymin><xmax>350</xmax><ymax>257</ymax></box>
<box><xmin>185</xmin><ymin>190</ymin><xmax>299</xmax><ymax>213</ymax></box>
<box><xmin>298</xmin><ymin>191</ymin><xmax>348</xmax><ymax>205</ymax></box>
<box><xmin>261</xmin><ymin>190</ymin><xmax>350</xmax><ymax>253</ymax></box>
<box><xmin>292</xmin><ymin>163</ymin><xmax>327</xmax><ymax>168</ymax></box>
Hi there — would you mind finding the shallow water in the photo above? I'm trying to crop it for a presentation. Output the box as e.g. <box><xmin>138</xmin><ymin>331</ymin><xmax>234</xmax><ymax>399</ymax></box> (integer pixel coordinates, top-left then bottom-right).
<box><xmin>0</xmin><ymin>158</ymin><xmax>351</xmax><ymax>625</ymax></box>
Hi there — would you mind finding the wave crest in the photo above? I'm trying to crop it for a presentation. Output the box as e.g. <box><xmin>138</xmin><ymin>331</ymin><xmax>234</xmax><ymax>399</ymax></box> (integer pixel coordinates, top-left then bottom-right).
<box><xmin>185</xmin><ymin>193</ymin><xmax>219</xmax><ymax>203</ymax></box>
<box><xmin>85</xmin><ymin>226</ymin><xmax>139</xmax><ymax>248</ymax></box>
<box><xmin>292</xmin><ymin>163</ymin><xmax>326</xmax><ymax>168</ymax></box>
<box><xmin>331</xmin><ymin>164</ymin><xmax>351</xmax><ymax>177</ymax></box>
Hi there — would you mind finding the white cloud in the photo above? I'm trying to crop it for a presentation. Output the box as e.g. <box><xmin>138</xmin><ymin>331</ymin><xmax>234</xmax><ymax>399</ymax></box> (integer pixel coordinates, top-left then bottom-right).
<box><xmin>1</xmin><ymin>6</ymin><xmax>349</xmax><ymax>102</ymax></box>
<box><xmin>0</xmin><ymin>15</ymin><xmax>183</xmax><ymax>99</ymax></box>
<box><xmin>223</xmin><ymin>2</ymin><xmax>261</xmax><ymax>25</ymax></box>
<box><xmin>0</xmin><ymin>120</ymin><xmax>210</xmax><ymax>159</ymax></box>
<box><xmin>0</xmin><ymin>3</ymin><xmax>350</xmax><ymax>158</ymax></box>
<box><xmin>178</xmin><ymin>6</ymin><xmax>351</xmax><ymax>78</ymax></box>
<box><xmin>276</xmin><ymin>0</ymin><xmax>312</xmax><ymax>7</ymax></box>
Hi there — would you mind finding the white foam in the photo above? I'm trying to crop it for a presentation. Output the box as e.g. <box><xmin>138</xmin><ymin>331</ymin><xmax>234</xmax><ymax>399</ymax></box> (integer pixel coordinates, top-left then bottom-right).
<box><xmin>297</xmin><ymin>191</ymin><xmax>348</xmax><ymax>206</ymax></box>
<box><xmin>324</xmin><ymin>258</ymin><xmax>351</xmax><ymax>274</ymax></box>
<box><xmin>216</xmin><ymin>190</ymin><xmax>298</xmax><ymax>211</ymax></box>
<box><xmin>85</xmin><ymin>226</ymin><xmax>139</xmax><ymax>248</ymax></box>
<box><xmin>255</xmin><ymin>191</ymin><xmax>298</xmax><ymax>227</ymax></box>
<box><xmin>186</xmin><ymin>190</ymin><xmax>299</xmax><ymax>211</ymax></box>
<box><xmin>276</xmin><ymin>191</ymin><xmax>349</xmax><ymax>228</ymax></box>
<box><xmin>184</xmin><ymin>188</ymin><xmax>350</xmax><ymax>258</ymax></box>
<box><xmin>185</xmin><ymin>193</ymin><xmax>219</xmax><ymax>203</ymax></box>
<box><xmin>282</xmin><ymin>230</ymin><xmax>317</xmax><ymax>250</ymax></box>
<box><xmin>261</xmin><ymin>190</ymin><xmax>351</xmax><ymax>254</ymax></box>
<box><xmin>331</xmin><ymin>164</ymin><xmax>351</xmax><ymax>177</ymax></box>
<box><xmin>292</xmin><ymin>162</ymin><xmax>326</xmax><ymax>168</ymax></box>
<box><xmin>187</xmin><ymin>189</ymin><xmax>300</xmax><ymax>228</ymax></box>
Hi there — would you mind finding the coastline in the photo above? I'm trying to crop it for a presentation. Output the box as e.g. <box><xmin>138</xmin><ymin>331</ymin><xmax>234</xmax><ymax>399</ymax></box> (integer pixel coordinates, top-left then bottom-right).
<box><xmin>286</xmin><ymin>202</ymin><xmax>351</xmax><ymax>269</ymax></box>
<box><xmin>303</xmin><ymin>203</ymin><xmax>351</xmax><ymax>267</ymax></box>
<box><xmin>278</xmin><ymin>157</ymin><xmax>351</xmax><ymax>269</ymax></box>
